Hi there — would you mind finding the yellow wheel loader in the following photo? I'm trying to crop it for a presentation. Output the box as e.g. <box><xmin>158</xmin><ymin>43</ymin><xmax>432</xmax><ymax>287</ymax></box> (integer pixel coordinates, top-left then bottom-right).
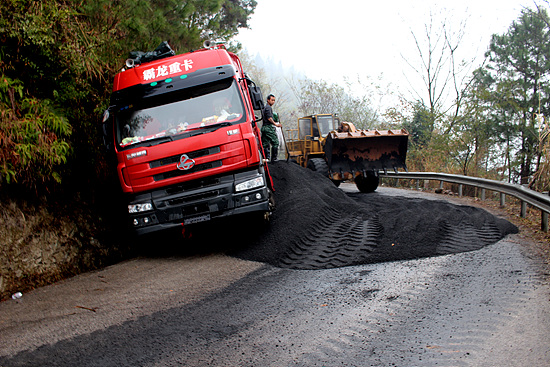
<box><xmin>285</xmin><ymin>114</ymin><xmax>409</xmax><ymax>192</ymax></box>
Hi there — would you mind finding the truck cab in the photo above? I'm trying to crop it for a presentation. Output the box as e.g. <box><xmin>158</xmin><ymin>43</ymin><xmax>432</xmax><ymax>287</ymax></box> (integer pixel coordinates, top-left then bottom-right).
<box><xmin>102</xmin><ymin>43</ymin><xmax>273</xmax><ymax>236</ymax></box>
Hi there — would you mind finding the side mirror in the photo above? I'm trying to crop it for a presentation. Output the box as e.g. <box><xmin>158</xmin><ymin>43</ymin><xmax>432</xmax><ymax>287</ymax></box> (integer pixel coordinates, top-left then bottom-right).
<box><xmin>248</xmin><ymin>84</ymin><xmax>264</xmax><ymax>111</ymax></box>
<box><xmin>244</xmin><ymin>75</ymin><xmax>264</xmax><ymax>111</ymax></box>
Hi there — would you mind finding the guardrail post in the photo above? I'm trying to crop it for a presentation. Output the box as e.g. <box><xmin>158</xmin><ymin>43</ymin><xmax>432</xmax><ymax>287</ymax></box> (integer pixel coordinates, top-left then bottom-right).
<box><xmin>521</xmin><ymin>201</ymin><xmax>527</xmax><ymax>218</ymax></box>
<box><xmin>481</xmin><ymin>188</ymin><xmax>486</xmax><ymax>201</ymax></box>
<box><xmin>543</xmin><ymin>211</ymin><xmax>549</xmax><ymax>233</ymax></box>
<box><xmin>458</xmin><ymin>184</ymin><xmax>463</xmax><ymax>197</ymax></box>
<box><xmin>439</xmin><ymin>181</ymin><xmax>444</xmax><ymax>190</ymax></box>
<box><xmin>500</xmin><ymin>193</ymin><xmax>506</xmax><ymax>207</ymax></box>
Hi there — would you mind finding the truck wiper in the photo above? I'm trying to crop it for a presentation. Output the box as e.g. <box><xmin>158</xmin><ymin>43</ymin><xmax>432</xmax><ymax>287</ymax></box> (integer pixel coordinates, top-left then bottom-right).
<box><xmin>183</xmin><ymin>122</ymin><xmax>233</xmax><ymax>137</ymax></box>
<box><xmin>145</xmin><ymin>136</ymin><xmax>173</xmax><ymax>146</ymax></box>
<box><xmin>204</xmin><ymin>121</ymin><xmax>232</xmax><ymax>132</ymax></box>
<box><xmin>178</xmin><ymin>122</ymin><xmax>231</xmax><ymax>135</ymax></box>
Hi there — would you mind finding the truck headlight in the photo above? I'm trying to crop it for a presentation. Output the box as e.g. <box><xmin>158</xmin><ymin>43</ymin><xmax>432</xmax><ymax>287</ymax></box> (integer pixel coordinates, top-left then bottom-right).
<box><xmin>235</xmin><ymin>176</ymin><xmax>264</xmax><ymax>192</ymax></box>
<box><xmin>128</xmin><ymin>202</ymin><xmax>153</xmax><ymax>214</ymax></box>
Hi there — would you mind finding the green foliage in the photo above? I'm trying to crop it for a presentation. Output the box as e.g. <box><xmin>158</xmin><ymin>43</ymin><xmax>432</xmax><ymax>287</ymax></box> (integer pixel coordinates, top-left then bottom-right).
<box><xmin>0</xmin><ymin>76</ymin><xmax>72</xmax><ymax>188</ymax></box>
<box><xmin>0</xmin><ymin>0</ymin><xmax>257</xmax><ymax>194</ymax></box>
<box><xmin>481</xmin><ymin>7</ymin><xmax>550</xmax><ymax>183</ymax></box>
<box><xmin>403</xmin><ymin>102</ymin><xmax>434</xmax><ymax>147</ymax></box>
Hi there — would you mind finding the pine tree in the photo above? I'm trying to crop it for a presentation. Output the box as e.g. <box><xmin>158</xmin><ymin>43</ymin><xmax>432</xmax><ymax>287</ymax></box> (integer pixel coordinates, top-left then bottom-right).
<box><xmin>483</xmin><ymin>7</ymin><xmax>550</xmax><ymax>184</ymax></box>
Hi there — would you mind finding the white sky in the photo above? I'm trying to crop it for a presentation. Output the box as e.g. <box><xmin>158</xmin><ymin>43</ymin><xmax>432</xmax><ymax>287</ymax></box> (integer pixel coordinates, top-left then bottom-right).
<box><xmin>236</xmin><ymin>0</ymin><xmax>539</xmax><ymax>103</ymax></box>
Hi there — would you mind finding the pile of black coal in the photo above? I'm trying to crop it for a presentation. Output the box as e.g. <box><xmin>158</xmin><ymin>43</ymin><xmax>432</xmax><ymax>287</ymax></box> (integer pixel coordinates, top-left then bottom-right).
<box><xmin>229</xmin><ymin>161</ymin><xmax>518</xmax><ymax>270</ymax></box>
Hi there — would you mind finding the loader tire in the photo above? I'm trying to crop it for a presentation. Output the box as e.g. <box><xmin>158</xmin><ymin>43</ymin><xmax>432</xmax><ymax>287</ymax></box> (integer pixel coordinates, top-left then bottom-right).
<box><xmin>306</xmin><ymin>158</ymin><xmax>329</xmax><ymax>177</ymax></box>
<box><xmin>355</xmin><ymin>172</ymin><xmax>379</xmax><ymax>193</ymax></box>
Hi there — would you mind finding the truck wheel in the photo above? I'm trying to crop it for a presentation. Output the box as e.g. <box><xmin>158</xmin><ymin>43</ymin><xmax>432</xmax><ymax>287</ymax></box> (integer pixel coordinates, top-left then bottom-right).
<box><xmin>307</xmin><ymin>158</ymin><xmax>329</xmax><ymax>176</ymax></box>
<box><xmin>355</xmin><ymin>172</ymin><xmax>379</xmax><ymax>193</ymax></box>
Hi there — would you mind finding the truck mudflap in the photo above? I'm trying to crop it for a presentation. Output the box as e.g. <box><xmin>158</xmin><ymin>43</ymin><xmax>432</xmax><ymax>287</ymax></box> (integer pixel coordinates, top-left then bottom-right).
<box><xmin>324</xmin><ymin>129</ymin><xmax>409</xmax><ymax>180</ymax></box>
<box><xmin>128</xmin><ymin>167</ymin><xmax>271</xmax><ymax>236</ymax></box>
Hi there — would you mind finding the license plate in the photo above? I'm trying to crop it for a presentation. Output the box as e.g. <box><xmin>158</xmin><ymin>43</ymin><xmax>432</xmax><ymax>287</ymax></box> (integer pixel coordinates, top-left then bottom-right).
<box><xmin>184</xmin><ymin>214</ymin><xmax>211</xmax><ymax>225</ymax></box>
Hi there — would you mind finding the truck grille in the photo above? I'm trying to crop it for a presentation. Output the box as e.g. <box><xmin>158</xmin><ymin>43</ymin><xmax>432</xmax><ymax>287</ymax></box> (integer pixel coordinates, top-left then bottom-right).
<box><xmin>149</xmin><ymin>147</ymin><xmax>221</xmax><ymax>169</ymax></box>
<box><xmin>153</xmin><ymin>160</ymin><xmax>222</xmax><ymax>181</ymax></box>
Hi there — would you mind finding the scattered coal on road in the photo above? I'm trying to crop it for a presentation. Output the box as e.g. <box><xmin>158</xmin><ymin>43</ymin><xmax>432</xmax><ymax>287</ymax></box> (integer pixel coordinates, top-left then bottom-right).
<box><xmin>228</xmin><ymin>161</ymin><xmax>518</xmax><ymax>270</ymax></box>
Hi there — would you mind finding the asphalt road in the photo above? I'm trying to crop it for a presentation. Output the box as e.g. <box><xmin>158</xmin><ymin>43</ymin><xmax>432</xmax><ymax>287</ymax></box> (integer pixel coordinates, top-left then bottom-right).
<box><xmin>1</xmin><ymin>187</ymin><xmax>549</xmax><ymax>366</ymax></box>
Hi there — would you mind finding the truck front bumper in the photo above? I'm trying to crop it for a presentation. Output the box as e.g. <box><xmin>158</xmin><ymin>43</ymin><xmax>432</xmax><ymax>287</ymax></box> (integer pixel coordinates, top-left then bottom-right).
<box><xmin>127</xmin><ymin>168</ymin><xmax>271</xmax><ymax>236</ymax></box>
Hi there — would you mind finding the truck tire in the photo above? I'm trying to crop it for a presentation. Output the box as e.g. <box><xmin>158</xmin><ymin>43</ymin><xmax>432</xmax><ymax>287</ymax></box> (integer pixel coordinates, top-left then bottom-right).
<box><xmin>355</xmin><ymin>172</ymin><xmax>379</xmax><ymax>193</ymax></box>
<box><xmin>307</xmin><ymin>158</ymin><xmax>329</xmax><ymax>176</ymax></box>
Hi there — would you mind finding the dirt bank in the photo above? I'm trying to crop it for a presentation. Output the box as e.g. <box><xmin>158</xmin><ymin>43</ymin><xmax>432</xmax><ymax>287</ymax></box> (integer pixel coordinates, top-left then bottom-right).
<box><xmin>0</xmin><ymin>194</ymin><xmax>128</xmax><ymax>301</ymax></box>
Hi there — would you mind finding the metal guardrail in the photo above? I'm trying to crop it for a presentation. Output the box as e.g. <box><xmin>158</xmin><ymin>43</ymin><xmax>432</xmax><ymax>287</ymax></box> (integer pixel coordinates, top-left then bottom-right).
<box><xmin>380</xmin><ymin>171</ymin><xmax>550</xmax><ymax>233</ymax></box>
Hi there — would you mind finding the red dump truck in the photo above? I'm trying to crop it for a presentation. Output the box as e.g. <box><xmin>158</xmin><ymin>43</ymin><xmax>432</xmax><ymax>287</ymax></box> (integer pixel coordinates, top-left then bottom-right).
<box><xmin>101</xmin><ymin>42</ymin><xmax>274</xmax><ymax>235</ymax></box>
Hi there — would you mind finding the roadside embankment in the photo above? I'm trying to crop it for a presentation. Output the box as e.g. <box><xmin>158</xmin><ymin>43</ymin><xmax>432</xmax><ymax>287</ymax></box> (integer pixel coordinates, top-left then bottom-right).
<box><xmin>0</xmin><ymin>194</ymin><xmax>128</xmax><ymax>300</ymax></box>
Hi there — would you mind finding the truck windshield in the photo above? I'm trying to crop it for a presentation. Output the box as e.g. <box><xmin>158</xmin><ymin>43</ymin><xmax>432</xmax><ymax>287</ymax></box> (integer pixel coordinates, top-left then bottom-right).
<box><xmin>115</xmin><ymin>78</ymin><xmax>246</xmax><ymax>148</ymax></box>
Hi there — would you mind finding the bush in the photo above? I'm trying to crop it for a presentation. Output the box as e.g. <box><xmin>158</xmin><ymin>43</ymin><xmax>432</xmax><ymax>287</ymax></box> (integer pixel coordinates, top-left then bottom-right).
<box><xmin>0</xmin><ymin>76</ymin><xmax>71</xmax><ymax>190</ymax></box>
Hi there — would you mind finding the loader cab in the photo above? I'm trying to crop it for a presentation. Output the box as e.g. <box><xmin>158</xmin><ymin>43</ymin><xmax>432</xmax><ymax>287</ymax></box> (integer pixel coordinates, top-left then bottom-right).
<box><xmin>298</xmin><ymin>114</ymin><xmax>339</xmax><ymax>140</ymax></box>
<box><xmin>286</xmin><ymin>114</ymin><xmax>340</xmax><ymax>166</ymax></box>
<box><xmin>315</xmin><ymin>114</ymin><xmax>339</xmax><ymax>138</ymax></box>
<box><xmin>296</xmin><ymin>114</ymin><xmax>336</xmax><ymax>156</ymax></box>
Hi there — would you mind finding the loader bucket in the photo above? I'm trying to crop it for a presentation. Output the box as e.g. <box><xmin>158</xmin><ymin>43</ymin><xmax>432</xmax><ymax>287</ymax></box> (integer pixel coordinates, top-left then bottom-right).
<box><xmin>324</xmin><ymin>129</ymin><xmax>409</xmax><ymax>180</ymax></box>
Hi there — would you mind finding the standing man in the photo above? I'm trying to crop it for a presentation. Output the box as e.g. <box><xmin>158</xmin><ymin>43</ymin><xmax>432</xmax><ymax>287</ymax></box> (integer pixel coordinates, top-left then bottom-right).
<box><xmin>261</xmin><ymin>94</ymin><xmax>282</xmax><ymax>162</ymax></box>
